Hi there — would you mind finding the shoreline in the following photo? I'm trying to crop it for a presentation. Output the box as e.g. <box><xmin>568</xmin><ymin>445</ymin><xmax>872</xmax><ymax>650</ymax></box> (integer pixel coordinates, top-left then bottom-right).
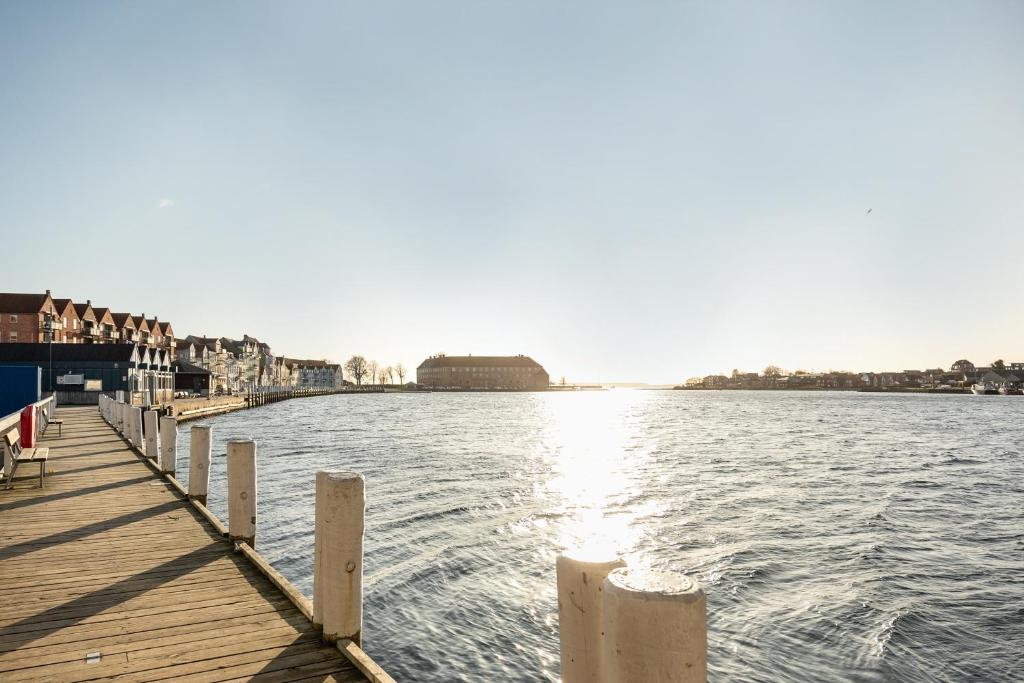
<box><xmin>670</xmin><ymin>386</ymin><xmax>973</xmax><ymax>394</ymax></box>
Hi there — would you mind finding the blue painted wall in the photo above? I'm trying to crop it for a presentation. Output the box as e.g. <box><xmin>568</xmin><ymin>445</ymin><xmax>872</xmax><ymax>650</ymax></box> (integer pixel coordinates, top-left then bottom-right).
<box><xmin>0</xmin><ymin>365</ymin><xmax>41</xmax><ymax>416</ymax></box>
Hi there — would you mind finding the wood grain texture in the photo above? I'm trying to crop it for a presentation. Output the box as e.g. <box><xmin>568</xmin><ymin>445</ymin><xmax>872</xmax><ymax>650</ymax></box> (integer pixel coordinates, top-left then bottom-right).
<box><xmin>0</xmin><ymin>406</ymin><xmax>367</xmax><ymax>682</ymax></box>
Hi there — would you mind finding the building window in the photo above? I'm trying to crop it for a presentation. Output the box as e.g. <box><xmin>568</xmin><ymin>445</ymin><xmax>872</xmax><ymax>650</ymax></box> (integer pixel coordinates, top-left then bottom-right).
<box><xmin>8</xmin><ymin>332</ymin><xmax>16</xmax><ymax>342</ymax></box>
<box><xmin>9</xmin><ymin>314</ymin><xmax>16</xmax><ymax>323</ymax></box>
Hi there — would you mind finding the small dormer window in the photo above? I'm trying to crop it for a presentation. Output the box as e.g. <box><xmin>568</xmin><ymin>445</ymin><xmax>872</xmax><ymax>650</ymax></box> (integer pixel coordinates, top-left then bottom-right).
<box><xmin>9</xmin><ymin>314</ymin><xmax>17</xmax><ymax>323</ymax></box>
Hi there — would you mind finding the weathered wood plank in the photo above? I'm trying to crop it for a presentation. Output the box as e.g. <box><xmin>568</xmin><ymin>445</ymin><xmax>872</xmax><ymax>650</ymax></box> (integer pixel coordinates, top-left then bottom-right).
<box><xmin>0</xmin><ymin>406</ymin><xmax>374</xmax><ymax>681</ymax></box>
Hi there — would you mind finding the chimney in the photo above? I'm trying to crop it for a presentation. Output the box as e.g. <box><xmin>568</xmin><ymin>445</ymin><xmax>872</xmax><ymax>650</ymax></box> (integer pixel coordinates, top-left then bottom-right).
<box><xmin>86</xmin><ymin>299</ymin><xmax>90</xmax><ymax>305</ymax></box>
<box><xmin>45</xmin><ymin>289</ymin><xmax>51</xmax><ymax>296</ymax></box>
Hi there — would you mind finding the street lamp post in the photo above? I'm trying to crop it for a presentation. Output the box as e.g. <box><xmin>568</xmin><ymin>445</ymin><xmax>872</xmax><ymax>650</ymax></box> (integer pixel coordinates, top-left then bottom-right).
<box><xmin>44</xmin><ymin>316</ymin><xmax>55</xmax><ymax>392</ymax></box>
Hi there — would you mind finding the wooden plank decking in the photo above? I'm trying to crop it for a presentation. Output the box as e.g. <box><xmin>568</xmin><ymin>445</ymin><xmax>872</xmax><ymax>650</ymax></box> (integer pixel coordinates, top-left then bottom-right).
<box><xmin>0</xmin><ymin>406</ymin><xmax>366</xmax><ymax>682</ymax></box>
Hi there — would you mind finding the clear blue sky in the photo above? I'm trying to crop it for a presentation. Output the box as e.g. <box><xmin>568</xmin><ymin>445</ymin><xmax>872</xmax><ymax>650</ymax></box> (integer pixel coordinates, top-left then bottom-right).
<box><xmin>1</xmin><ymin>2</ymin><xmax>1021</xmax><ymax>383</ymax></box>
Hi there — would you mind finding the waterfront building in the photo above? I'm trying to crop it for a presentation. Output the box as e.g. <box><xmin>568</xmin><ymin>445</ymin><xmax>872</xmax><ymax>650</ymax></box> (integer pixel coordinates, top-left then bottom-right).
<box><xmin>0</xmin><ymin>342</ymin><xmax>172</xmax><ymax>404</ymax></box>
<box><xmin>184</xmin><ymin>335</ymin><xmax>229</xmax><ymax>392</ymax></box>
<box><xmin>256</xmin><ymin>340</ymin><xmax>275</xmax><ymax>386</ymax></box>
<box><xmin>950</xmin><ymin>359</ymin><xmax>976</xmax><ymax>375</ymax></box>
<box><xmin>133</xmin><ymin>315</ymin><xmax>151</xmax><ymax>346</ymax></box>
<box><xmin>272</xmin><ymin>356</ymin><xmax>295</xmax><ymax>386</ymax></box>
<box><xmin>173</xmin><ymin>360</ymin><xmax>212</xmax><ymax>396</ymax></box>
<box><xmin>416</xmin><ymin>354</ymin><xmax>549</xmax><ymax>389</ymax></box>
<box><xmin>91</xmin><ymin>307</ymin><xmax>118</xmax><ymax>342</ymax></box>
<box><xmin>147</xmin><ymin>318</ymin><xmax>163</xmax><ymax>347</ymax></box>
<box><xmin>281</xmin><ymin>358</ymin><xmax>344</xmax><ymax>389</ymax></box>
<box><xmin>111</xmin><ymin>313</ymin><xmax>138</xmax><ymax>344</ymax></box>
<box><xmin>175</xmin><ymin>340</ymin><xmax>197</xmax><ymax>362</ymax></box>
<box><xmin>221</xmin><ymin>336</ymin><xmax>262</xmax><ymax>390</ymax></box>
<box><xmin>74</xmin><ymin>301</ymin><xmax>99</xmax><ymax>342</ymax></box>
<box><xmin>0</xmin><ymin>291</ymin><xmax>60</xmax><ymax>343</ymax></box>
<box><xmin>51</xmin><ymin>298</ymin><xmax>79</xmax><ymax>343</ymax></box>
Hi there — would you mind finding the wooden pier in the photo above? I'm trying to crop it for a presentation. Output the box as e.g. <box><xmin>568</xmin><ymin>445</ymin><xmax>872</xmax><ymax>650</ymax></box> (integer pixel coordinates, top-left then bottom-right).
<box><xmin>0</xmin><ymin>405</ymin><xmax>389</xmax><ymax>682</ymax></box>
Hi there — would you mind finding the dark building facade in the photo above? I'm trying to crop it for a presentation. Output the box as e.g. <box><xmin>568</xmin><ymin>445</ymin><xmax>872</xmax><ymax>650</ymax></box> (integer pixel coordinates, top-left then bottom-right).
<box><xmin>0</xmin><ymin>343</ymin><xmax>172</xmax><ymax>404</ymax></box>
<box><xmin>416</xmin><ymin>354</ymin><xmax>549</xmax><ymax>389</ymax></box>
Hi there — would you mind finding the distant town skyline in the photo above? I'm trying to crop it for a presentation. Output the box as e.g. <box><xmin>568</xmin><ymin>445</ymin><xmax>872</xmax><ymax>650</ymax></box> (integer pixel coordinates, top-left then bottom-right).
<box><xmin>2</xmin><ymin>2</ymin><xmax>1021</xmax><ymax>384</ymax></box>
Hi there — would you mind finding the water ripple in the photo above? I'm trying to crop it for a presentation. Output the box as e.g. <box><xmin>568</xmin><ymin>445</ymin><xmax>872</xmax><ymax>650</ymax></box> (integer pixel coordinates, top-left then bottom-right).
<box><xmin>175</xmin><ymin>390</ymin><xmax>1024</xmax><ymax>682</ymax></box>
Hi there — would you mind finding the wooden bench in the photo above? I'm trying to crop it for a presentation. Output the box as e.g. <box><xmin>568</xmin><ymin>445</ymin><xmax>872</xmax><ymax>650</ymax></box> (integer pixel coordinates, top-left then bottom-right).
<box><xmin>41</xmin><ymin>410</ymin><xmax>64</xmax><ymax>436</ymax></box>
<box><xmin>3</xmin><ymin>427</ymin><xmax>49</xmax><ymax>489</ymax></box>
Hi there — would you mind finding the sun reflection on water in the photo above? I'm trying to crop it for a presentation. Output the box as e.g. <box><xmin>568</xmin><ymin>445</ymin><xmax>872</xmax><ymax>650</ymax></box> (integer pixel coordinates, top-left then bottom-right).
<box><xmin>540</xmin><ymin>390</ymin><xmax>658</xmax><ymax>562</ymax></box>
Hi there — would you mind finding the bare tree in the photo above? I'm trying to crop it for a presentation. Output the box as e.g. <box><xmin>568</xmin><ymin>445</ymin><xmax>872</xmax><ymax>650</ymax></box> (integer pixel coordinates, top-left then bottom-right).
<box><xmin>344</xmin><ymin>355</ymin><xmax>368</xmax><ymax>385</ymax></box>
<box><xmin>763</xmin><ymin>365</ymin><xmax>783</xmax><ymax>379</ymax></box>
<box><xmin>368</xmin><ymin>360</ymin><xmax>379</xmax><ymax>385</ymax></box>
<box><xmin>381</xmin><ymin>366</ymin><xmax>393</xmax><ymax>385</ymax></box>
<box><xmin>395</xmin><ymin>363</ymin><xmax>407</xmax><ymax>384</ymax></box>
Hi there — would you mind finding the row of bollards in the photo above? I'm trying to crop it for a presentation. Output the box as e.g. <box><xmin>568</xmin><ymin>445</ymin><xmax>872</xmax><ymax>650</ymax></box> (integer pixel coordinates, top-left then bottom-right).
<box><xmin>98</xmin><ymin>394</ymin><xmax>366</xmax><ymax>649</ymax></box>
<box><xmin>98</xmin><ymin>394</ymin><xmax>703</xmax><ymax>678</ymax></box>
<box><xmin>101</xmin><ymin>394</ymin><xmax>177</xmax><ymax>475</ymax></box>
<box><xmin>246</xmin><ymin>386</ymin><xmax>338</xmax><ymax>408</ymax></box>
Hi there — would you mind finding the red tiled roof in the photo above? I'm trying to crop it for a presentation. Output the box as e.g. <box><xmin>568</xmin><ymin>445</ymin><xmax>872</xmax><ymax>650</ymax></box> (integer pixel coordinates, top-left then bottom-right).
<box><xmin>111</xmin><ymin>313</ymin><xmax>136</xmax><ymax>328</ymax></box>
<box><xmin>283</xmin><ymin>358</ymin><xmax>340</xmax><ymax>369</ymax></box>
<box><xmin>52</xmin><ymin>298</ymin><xmax>75</xmax><ymax>313</ymax></box>
<box><xmin>417</xmin><ymin>355</ymin><xmax>544</xmax><ymax>370</ymax></box>
<box><xmin>0</xmin><ymin>293</ymin><xmax>50</xmax><ymax>314</ymax></box>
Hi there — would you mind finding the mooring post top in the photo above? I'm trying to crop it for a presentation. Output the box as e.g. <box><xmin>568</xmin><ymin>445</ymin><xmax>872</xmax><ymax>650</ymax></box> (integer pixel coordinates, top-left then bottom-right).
<box><xmin>557</xmin><ymin>547</ymin><xmax>627</xmax><ymax>570</ymax></box>
<box><xmin>227</xmin><ymin>438</ymin><xmax>256</xmax><ymax>445</ymax></box>
<box><xmin>193</xmin><ymin>424</ymin><xmax>211</xmax><ymax>431</ymax></box>
<box><xmin>605</xmin><ymin>567</ymin><xmax>704</xmax><ymax>602</ymax></box>
<box><xmin>317</xmin><ymin>470</ymin><xmax>364</xmax><ymax>483</ymax></box>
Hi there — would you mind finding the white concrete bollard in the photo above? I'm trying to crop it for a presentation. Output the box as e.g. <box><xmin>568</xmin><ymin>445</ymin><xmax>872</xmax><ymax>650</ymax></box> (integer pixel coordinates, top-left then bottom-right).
<box><xmin>601</xmin><ymin>568</ymin><xmax>707</xmax><ymax>683</ymax></box>
<box><xmin>557</xmin><ymin>550</ymin><xmax>627</xmax><ymax>683</ymax></box>
<box><xmin>159</xmin><ymin>416</ymin><xmax>177</xmax><ymax>475</ymax></box>
<box><xmin>188</xmin><ymin>425</ymin><xmax>212</xmax><ymax>505</ymax></box>
<box><xmin>116</xmin><ymin>402</ymin><xmax>124</xmax><ymax>433</ymax></box>
<box><xmin>143</xmin><ymin>410</ymin><xmax>159</xmax><ymax>461</ymax></box>
<box><xmin>313</xmin><ymin>471</ymin><xmax>365</xmax><ymax>645</ymax></box>
<box><xmin>227</xmin><ymin>439</ymin><xmax>257</xmax><ymax>547</ymax></box>
<box><xmin>130</xmin><ymin>407</ymin><xmax>144</xmax><ymax>449</ymax></box>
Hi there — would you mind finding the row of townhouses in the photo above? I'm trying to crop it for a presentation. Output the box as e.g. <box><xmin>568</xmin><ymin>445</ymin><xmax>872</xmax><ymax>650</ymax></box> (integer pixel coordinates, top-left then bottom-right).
<box><xmin>175</xmin><ymin>334</ymin><xmax>344</xmax><ymax>395</ymax></box>
<box><xmin>0</xmin><ymin>291</ymin><xmax>177</xmax><ymax>404</ymax></box>
<box><xmin>0</xmin><ymin>291</ymin><xmax>344</xmax><ymax>402</ymax></box>
<box><xmin>0</xmin><ymin>290</ymin><xmax>176</xmax><ymax>354</ymax></box>
<box><xmin>684</xmin><ymin>359</ymin><xmax>1024</xmax><ymax>391</ymax></box>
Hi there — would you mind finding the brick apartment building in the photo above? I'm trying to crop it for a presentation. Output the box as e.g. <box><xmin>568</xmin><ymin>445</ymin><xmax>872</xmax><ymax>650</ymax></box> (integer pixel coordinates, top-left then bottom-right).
<box><xmin>0</xmin><ymin>291</ymin><xmax>61</xmax><ymax>343</ymax></box>
<box><xmin>0</xmin><ymin>292</ymin><xmax>176</xmax><ymax>359</ymax></box>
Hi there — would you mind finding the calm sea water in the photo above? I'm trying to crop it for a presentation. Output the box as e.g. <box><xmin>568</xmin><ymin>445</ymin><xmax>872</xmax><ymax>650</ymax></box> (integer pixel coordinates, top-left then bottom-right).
<box><xmin>176</xmin><ymin>391</ymin><xmax>1024</xmax><ymax>682</ymax></box>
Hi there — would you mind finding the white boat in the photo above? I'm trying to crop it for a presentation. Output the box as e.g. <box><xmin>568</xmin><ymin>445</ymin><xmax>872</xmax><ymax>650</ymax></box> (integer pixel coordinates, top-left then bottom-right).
<box><xmin>972</xmin><ymin>383</ymin><xmax>998</xmax><ymax>395</ymax></box>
